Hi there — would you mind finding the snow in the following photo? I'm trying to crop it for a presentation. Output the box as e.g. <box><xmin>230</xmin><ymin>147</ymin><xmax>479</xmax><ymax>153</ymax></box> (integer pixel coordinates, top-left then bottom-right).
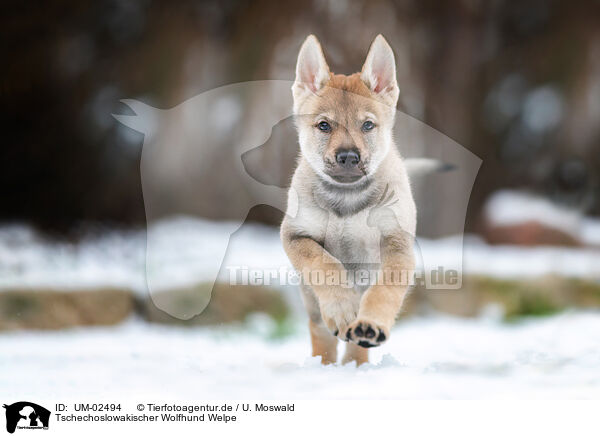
<box><xmin>1</xmin><ymin>214</ymin><xmax>599</xmax><ymax>400</ymax></box>
<box><xmin>484</xmin><ymin>189</ymin><xmax>600</xmax><ymax>246</ymax></box>
<box><xmin>1</xmin><ymin>217</ymin><xmax>599</xmax><ymax>295</ymax></box>
<box><xmin>0</xmin><ymin>223</ymin><xmax>147</xmax><ymax>293</ymax></box>
<box><xmin>418</xmin><ymin>235</ymin><xmax>600</xmax><ymax>279</ymax></box>
<box><xmin>1</xmin><ymin>312</ymin><xmax>599</xmax><ymax>400</ymax></box>
<box><xmin>581</xmin><ymin>217</ymin><xmax>600</xmax><ymax>246</ymax></box>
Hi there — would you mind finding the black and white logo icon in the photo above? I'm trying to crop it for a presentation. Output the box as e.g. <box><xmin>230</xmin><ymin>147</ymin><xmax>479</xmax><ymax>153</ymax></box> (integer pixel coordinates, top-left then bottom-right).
<box><xmin>3</xmin><ymin>402</ymin><xmax>50</xmax><ymax>434</ymax></box>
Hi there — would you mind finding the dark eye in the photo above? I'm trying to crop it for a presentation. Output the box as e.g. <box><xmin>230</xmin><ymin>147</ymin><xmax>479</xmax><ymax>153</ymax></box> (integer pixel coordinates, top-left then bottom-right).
<box><xmin>317</xmin><ymin>121</ymin><xmax>331</xmax><ymax>132</ymax></box>
<box><xmin>362</xmin><ymin>120</ymin><xmax>375</xmax><ymax>131</ymax></box>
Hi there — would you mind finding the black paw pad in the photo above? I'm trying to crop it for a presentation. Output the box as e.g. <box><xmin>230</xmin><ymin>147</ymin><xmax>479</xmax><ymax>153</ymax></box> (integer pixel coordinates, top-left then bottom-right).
<box><xmin>346</xmin><ymin>329</ymin><xmax>352</xmax><ymax>341</ymax></box>
<box><xmin>358</xmin><ymin>341</ymin><xmax>376</xmax><ymax>348</ymax></box>
<box><xmin>376</xmin><ymin>331</ymin><xmax>386</xmax><ymax>342</ymax></box>
<box><xmin>333</xmin><ymin>329</ymin><xmax>339</xmax><ymax>337</ymax></box>
<box><xmin>354</xmin><ymin>325</ymin><xmax>364</xmax><ymax>337</ymax></box>
<box><xmin>365</xmin><ymin>326</ymin><xmax>376</xmax><ymax>338</ymax></box>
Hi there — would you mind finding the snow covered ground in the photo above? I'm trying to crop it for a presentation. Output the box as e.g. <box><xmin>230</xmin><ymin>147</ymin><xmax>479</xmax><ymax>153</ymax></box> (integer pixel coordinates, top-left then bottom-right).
<box><xmin>1</xmin><ymin>216</ymin><xmax>599</xmax><ymax>295</ymax></box>
<box><xmin>1</xmin><ymin>208</ymin><xmax>599</xmax><ymax>400</ymax></box>
<box><xmin>1</xmin><ymin>312</ymin><xmax>599</xmax><ymax>401</ymax></box>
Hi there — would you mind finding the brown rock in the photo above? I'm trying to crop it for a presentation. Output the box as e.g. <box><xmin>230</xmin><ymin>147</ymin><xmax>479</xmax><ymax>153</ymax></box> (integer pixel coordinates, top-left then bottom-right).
<box><xmin>481</xmin><ymin>220</ymin><xmax>581</xmax><ymax>247</ymax></box>
<box><xmin>141</xmin><ymin>282</ymin><xmax>290</xmax><ymax>326</ymax></box>
<box><xmin>0</xmin><ymin>288</ymin><xmax>135</xmax><ymax>330</ymax></box>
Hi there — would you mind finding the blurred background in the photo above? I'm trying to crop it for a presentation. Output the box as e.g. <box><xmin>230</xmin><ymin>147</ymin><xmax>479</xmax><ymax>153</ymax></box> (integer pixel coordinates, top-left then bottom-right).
<box><xmin>3</xmin><ymin>0</ymin><xmax>600</xmax><ymax>232</ymax></box>
<box><xmin>1</xmin><ymin>0</ymin><xmax>600</xmax><ymax>400</ymax></box>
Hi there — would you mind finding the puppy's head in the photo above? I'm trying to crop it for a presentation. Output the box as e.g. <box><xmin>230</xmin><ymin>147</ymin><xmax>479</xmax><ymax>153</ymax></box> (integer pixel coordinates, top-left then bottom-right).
<box><xmin>292</xmin><ymin>34</ymin><xmax>399</xmax><ymax>186</ymax></box>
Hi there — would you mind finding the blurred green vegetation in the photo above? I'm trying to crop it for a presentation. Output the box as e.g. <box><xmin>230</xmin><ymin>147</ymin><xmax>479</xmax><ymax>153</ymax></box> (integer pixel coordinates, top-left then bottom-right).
<box><xmin>409</xmin><ymin>276</ymin><xmax>600</xmax><ymax>320</ymax></box>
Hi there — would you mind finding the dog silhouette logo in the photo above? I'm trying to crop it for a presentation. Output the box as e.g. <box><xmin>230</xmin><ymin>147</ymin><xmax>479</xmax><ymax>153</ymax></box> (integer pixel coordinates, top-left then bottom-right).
<box><xmin>114</xmin><ymin>80</ymin><xmax>481</xmax><ymax>320</ymax></box>
<box><xmin>3</xmin><ymin>402</ymin><xmax>50</xmax><ymax>433</ymax></box>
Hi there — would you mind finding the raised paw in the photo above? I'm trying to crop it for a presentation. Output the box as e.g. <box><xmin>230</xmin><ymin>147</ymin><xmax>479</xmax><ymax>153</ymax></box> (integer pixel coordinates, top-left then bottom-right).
<box><xmin>345</xmin><ymin>320</ymin><xmax>389</xmax><ymax>348</ymax></box>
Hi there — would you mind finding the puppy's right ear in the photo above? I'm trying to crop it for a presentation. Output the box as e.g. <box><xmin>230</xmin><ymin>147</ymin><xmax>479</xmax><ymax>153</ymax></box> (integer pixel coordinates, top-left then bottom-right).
<box><xmin>292</xmin><ymin>35</ymin><xmax>330</xmax><ymax>108</ymax></box>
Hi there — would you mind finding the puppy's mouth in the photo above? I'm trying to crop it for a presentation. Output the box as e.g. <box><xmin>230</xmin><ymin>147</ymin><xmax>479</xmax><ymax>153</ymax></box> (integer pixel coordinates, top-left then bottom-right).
<box><xmin>325</xmin><ymin>167</ymin><xmax>367</xmax><ymax>184</ymax></box>
<box><xmin>330</xmin><ymin>173</ymin><xmax>364</xmax><ymax>183</ymax></box>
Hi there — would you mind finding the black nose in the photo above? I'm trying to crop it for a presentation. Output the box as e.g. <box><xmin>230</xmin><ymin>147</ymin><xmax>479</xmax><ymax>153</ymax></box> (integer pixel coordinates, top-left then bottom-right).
<box><xmin>335</xmin><ymin>149</ymin><xmax>360</xmax><ymax>168</ymax></box>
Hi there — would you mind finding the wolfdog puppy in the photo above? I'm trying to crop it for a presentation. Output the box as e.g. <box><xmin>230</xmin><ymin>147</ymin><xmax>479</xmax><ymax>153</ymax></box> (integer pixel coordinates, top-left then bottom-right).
<box><xmin>281</xmin><ymin>35</ymin><xmax>416</xmax><ymax>365</ymax></box>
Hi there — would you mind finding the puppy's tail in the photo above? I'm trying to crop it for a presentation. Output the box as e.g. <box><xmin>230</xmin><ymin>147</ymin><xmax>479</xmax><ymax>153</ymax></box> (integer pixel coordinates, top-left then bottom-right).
<box><xmin>404</xmin><ymin>158</ymin><xmax>455</xmax><ymax>177</ymax></box>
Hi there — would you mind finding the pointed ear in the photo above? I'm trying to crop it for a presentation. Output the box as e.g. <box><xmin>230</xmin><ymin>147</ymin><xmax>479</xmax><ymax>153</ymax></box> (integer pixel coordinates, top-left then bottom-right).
<box><xmin>361</xmin><ymin>35</ymin><xmax>399</xmax><ymax>105</ymax></box>
<box><xmin>113</xmin><ymin>99</ymin><xmax>158</xmax><ymax>136</ymax></box>
<box><xmin>292</xmin><ymin>35</ymin><xmax>330</xmax><ymax>103</ymax></box>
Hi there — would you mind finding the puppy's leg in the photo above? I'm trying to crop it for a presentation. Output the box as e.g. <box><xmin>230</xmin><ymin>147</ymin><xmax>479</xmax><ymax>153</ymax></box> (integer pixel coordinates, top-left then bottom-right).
<box><xmin>300</xmin><ymin>285</ymin><xmax>338</xmax><ymax>364</ymax></box>
<box><xmin>342</xmin><ymin>341</ymin><xmax>368</xmax><ymax>366</ymax></box>
<box><xmin>309</xmin><ymin>320</ymin><xmax>338</xmax><ymax>364</ymax></box>
<box><xmin>346</xmin><ymin>233</ymin><xmax>415</xmax><ymax>348</ymax></box>
<box><xmin>282</xmin><ymin>232</ymin><xmax>359</xmax><ymax>340</ymax></box>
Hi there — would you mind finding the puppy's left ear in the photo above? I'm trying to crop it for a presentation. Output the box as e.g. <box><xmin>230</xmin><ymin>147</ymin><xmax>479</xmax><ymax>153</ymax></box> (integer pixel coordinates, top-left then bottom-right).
<box><xmin>361</xmin><ymin>35</ymin><xmax>399</xmax><ymax>106</ymax></box>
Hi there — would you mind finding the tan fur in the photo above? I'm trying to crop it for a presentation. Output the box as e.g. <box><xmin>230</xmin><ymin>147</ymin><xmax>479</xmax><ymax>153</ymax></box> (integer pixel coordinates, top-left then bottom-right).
<box><xmin>327</xmin><ymin>73</ymin><xmax>372</xmax><ymax>97</ymax></box>
<box><xmin>342</xmin><ymin>341</ymin><xmax>369</xmax><ymax>366</ymax></box>
<box><xmin>309</xmin><ymin>320</ymin><xmax>338</xmax><ymax>364</ymax></box>
<box><xmin>281</xmin><ymin>235</ymin><xmax>361</xmax><ymax>335</ymax></box>
<box><xmin>282</xmin><ymin>35</ymin><xmax>416</xmax><ymax>364</ymax></box>
<box><xmin>361</xmin><ymin>233</ymin><xmax>415</xmax><ymax>325</ymax></box>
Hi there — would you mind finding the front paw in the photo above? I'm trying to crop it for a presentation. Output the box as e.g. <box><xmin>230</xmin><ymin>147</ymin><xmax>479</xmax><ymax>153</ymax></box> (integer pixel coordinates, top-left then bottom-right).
<box><xmin>319</xmin><ymin>296</ymin><xmax>359</xmax><ymax>340</ymax></box>
<box><xmin>345</xmin><ymin>320</ymin><xmax>389</xmax><ymax>348</ymax></box>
